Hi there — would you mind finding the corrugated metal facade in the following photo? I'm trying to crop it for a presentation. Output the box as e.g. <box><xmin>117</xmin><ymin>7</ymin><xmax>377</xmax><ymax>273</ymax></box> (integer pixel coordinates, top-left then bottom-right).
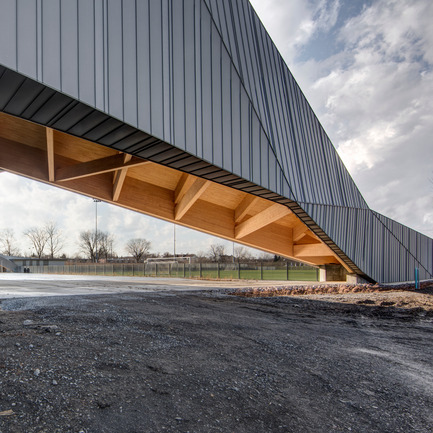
<box><xmin>0</xmin><ymin>0</ymin><xmax>431</xmax><ymax>283</ymax></box>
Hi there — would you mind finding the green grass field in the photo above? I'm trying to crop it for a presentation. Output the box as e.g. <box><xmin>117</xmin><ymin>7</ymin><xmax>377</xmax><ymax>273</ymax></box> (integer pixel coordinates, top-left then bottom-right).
<box><xmin>31</xmin><ymin>264</ymin><xmax>319</xmax><ymax>282</ymax></box>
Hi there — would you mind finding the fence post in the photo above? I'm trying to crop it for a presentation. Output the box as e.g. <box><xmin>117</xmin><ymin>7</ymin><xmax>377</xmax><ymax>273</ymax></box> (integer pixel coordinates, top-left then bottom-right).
<box><xmin>260</xmin><ymin>262</ymin><xmax>263</xmax><ymax>280</ymax></box>
<box><xmin>286</xmin><ymin>262</ymin><xmax>289</xmax><ymax>280</ymax></box>
<box><xmin>183</xmin><ymin>263</ymin><xmax>186</xmax><ymax>278</ymax></box>
<box><xmin>217</xmin><ymin>262</ymin><xmax>220</xmax><ymax>279</ymax></box>
<box><xmin>238</xmin><ymin>262</ymin><xmax>240</xmax><ymax>279</ymax></box>
<box><xmin>122</xmin><ymin>264</ymin><xmax>124</xmax><ymax>276</ymax></box>
<box><xmin>199</xmin><ymin>263</ymin><xmax>202</xmax><ymax>278</ymax></box>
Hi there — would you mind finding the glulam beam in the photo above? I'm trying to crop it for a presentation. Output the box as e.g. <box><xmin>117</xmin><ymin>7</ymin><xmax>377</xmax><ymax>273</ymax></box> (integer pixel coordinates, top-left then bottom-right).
<box><xmin>46</xmin><ymin>128</ymin><xmax>55</xmax><ymax>182</ymax></box>
<box><xmin>113</xmin><ymin>154</ymin><xmax>133</xmax><ymax>202</ymax></box>
<box><xmin>294</xmin><ymin>244</ymin><xmax>331</xmax><ymax>258</ymax></box>
<box><xmin>175</xmin><ymin>178</ymin><xmax>211</xmax><ymax>221</ymax></box>
<box><xmin>56</xmin><ymin>154</ymin><xmax>149</xmax><ymax>182</ymax></box>
<box><xmin>174</xmin><ymin>173</ymin><xmax>195</xmax><ymax>204</ymax></box>
<box><xmin>235</xmin><ymin>203</ymin><xmax>291</xmax><ymax>239</ymax></box>
<box><xmin>234</xmin><ymin>195</ymin><xmax>260</xmax><ymax>223</ymax></box>
<box><xmin>293</xmin><ymin>223</ymin><xmax>321</xmax><ymax>243</ymax></box>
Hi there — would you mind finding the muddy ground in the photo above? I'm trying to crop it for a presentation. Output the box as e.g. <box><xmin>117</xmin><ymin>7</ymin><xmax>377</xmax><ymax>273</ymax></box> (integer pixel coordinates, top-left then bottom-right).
<box><xmin>0</xmin><ymin>288</ymin><xmax>433</xmax><ymax>433</ymax></box>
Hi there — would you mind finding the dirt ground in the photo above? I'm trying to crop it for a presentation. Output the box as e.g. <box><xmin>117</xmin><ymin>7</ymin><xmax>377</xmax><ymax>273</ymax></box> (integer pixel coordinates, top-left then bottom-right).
<box><xmin>1</xmin><ymin>285</ymin><xmax>433</xmax><ymax>433</ymax></box>
<box><xmin>233</xmin><ymin>282</ymin><xmax>433</xmax><ymax>311</ymax></box>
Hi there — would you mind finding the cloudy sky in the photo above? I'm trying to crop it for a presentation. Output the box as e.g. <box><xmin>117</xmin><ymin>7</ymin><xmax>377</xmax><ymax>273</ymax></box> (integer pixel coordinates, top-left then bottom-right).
<box><xmin>0</xmin><ymin>0</ymin><xmax>432</xmax><ymax>258</ymax></box>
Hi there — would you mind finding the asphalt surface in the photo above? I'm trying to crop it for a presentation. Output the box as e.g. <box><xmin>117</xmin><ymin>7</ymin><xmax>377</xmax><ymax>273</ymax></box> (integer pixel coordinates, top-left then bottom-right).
<box><xmin>0</xmin><ymin>273</ymin><xmax>314</xmax><ymax>299</ymax></box>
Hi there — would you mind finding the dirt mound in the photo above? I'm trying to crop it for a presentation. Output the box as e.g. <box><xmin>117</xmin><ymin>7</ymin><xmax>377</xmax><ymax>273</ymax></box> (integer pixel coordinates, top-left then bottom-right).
<box><xmin>232</xmin><ymin>281</ymin><xmax>433</xmax><ymax>310</ymax></box>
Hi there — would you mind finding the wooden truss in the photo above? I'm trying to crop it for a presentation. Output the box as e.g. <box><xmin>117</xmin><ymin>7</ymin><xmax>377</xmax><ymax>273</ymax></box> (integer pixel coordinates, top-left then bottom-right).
<box><xmin>0</xmin><ymin>112</ymin><xmax>349</xmax><ymax>269</ymax></box>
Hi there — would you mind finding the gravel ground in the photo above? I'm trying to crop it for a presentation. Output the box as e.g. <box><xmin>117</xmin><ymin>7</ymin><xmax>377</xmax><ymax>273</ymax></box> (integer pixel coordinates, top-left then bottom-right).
<box><xmin>1</xmin><ymin>289</ymin><xmax>433</xmax><ymax>433</ymax></box>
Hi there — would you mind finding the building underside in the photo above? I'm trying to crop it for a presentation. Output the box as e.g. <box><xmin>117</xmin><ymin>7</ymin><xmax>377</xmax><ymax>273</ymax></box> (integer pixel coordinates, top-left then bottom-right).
<box><xmin>0</xmin><ymin>110</ymin><xmax>350</xmax><ymax>273</ymax></box>
<box><xmin>0</xmin><ymin>0</ymin><xmax>432</xmax><ymax>283</ymax></box>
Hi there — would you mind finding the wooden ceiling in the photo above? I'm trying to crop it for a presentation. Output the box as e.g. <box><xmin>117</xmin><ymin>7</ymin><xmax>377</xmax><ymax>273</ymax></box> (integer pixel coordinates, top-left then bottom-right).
<box><xmin>0</xmin><ymin>112</ymin><xmax>349</xmax><ymax>269</ymax></box>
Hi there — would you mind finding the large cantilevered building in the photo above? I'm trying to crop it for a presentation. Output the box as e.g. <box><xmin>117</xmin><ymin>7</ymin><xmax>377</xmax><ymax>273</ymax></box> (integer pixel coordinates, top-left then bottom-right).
<box><xmin>0</xmin><ymin>0</ymin><xmax>431</xmax><ymax>283</ymax></box>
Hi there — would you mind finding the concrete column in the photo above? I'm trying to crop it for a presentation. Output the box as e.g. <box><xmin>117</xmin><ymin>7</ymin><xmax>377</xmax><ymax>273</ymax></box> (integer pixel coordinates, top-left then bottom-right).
<box><xmin>346</xmin><ymin>273</ymin><xmax>370</xmax><ymax>284</ymax></box>
<box><xmin>319</xmin><ymin>264</ymin><xmax>348</xmax><ymax>282</ymax></box>
<box><xmin>319</xmin><ymin>266</ymin><xmax>327</xmax><ymax>282</ymax></box>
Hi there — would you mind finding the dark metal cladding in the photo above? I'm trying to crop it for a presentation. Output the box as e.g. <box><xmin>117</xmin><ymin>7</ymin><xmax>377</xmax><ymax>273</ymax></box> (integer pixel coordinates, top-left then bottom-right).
<box><xmin>0</xmin><ymin>1</ymin><xmax>431</xmax><ymax>283</ymax></box>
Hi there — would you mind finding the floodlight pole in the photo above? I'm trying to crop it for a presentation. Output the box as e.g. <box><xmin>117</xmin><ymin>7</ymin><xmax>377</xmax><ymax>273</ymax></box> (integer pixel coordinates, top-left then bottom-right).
<box><xmin>232</xmin><ymin>241</ymin><xmax>235</xmax><ymax>263</ymax></box>
<box><xmin>94</xmin><ymin>199</ymin><xmax>101</xmax><ymax>263</ymax></box>
<box><xmin>173</xmin><ymin>224</ymin><xmax>176</xmax><ymax>258</ymax></box>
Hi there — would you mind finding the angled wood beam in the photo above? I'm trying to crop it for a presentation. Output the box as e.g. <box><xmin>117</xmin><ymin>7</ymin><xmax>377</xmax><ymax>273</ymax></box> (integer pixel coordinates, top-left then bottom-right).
<box><xmin>174</xmin><ymin>173</ymin><xmax>195</xmax><ymax>204</ymax></box>
<box><xmin>56</xmin><ymin>153</ymin><xmax>150</xmax><ymax>182</ymax></box>
<box><xmin>234</xmin><ymin>194</ymin><xmax>260</xmax><ymax>223</ymax></box>
<box><xmin>293</xmin><ymin>224</ymin><xmax>309</xmax><ymax>242</ymax></box>
<box><xmin>46</xmin><ymin>127</ymin><xmax>55</xmax><ymax>182</ymax></box>
<box><xmin>294</xmin><ymin>244</ymin><xmax>332</xmax><ymax>258</ymax></box>
<box><xmin>175</xmin><ymin>177</ymin><xmax>211</xmax><ymax>221</ymax></box>
<box><xmin>235</xmin><ymin>203</ymin><xmax>291</xmax><ymax>239</ymax></box>
<box><xmin>112</xmin><ymin>154</ymin><xmax>133</xmax><ymax>202</ymax></box>
<box><xmin>293</xmin><ymin>222</ymin><xmax>322</xmax><ymax>243</ymax></box>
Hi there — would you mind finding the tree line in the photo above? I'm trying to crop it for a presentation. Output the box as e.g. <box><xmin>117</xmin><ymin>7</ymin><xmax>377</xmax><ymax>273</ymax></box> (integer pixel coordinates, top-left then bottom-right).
<box><xmin>0</xmin><ymin>223</ymin><xmax>63</xmax><ymax>259</ymax></box>
<box><xmin>0</xmin><ymin>225</ymin><xmax>279</xmax><ymax>264</ymax></box>
<box><xmin>0</xmin><ymin>225</ymin><xmax>152</xmax><ymax>263</ymax></box>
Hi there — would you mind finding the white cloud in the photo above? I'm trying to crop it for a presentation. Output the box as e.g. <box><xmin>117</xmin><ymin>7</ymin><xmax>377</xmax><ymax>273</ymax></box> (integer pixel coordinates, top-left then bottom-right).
<box><xmin>275</xmin><ymin>0</ymin><xmax>433</xmax><ymax>236</ymax></box>
<box><xmin>250</xmin><ymin>0</ymin><xmax>341</xmax><ymax>64</ymax></box>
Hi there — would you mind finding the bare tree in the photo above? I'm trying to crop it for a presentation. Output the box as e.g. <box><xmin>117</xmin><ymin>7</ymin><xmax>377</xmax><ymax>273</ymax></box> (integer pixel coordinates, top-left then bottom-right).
<box><xmin>98</xmin><ymin>232</ymin><xmax>115</xmax><ymax>260</ymax></box>
<box><xmin>78</xmin><ymin>230</ymin><xmax>115</xmax><ymax>262</ymax></box>
<box><xmin>45</xmin><ymin>222</ymin><xmax>64</xmax><ymax>259</ymax></box>
<box><xmin>78</xmin><ymin>230</ymin><xmax>97</xmax><ymax>262</ymax></box>
<box><xmin>234</xmin><ymin>246</ymin><xmax>253</xmax><ymax>262</ymax></box>
<box><xmin>258</xmin><ymin>252</ymin><xmax>274</xmax><ymax>262</ymax></box>
<box><xmin>0</xmin><ymin>228</ymin><xmax>20</xmax><ymax>256</ymax></box>
<box><xmin>195</xmin><ymin>250</ymin><xmax>207</xmax><ymax>263</ymax></box>
<box><xmin>208</xmin><ymin>243</ymin><xmax>226</xmax><ymax>262</ymax></box>
<box><xmin>125</xmin><ymin>238</ymin><xmax>151</xmax><ymax>262</ymax></box>
<box><xmin>24</xmin><ymin>227</ymin><xmax>48</xmax><ymax>258</ymax></box>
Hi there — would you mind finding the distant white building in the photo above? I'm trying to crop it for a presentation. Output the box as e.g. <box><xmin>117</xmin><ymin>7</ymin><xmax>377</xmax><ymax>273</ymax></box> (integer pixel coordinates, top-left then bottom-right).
<box><xmin>0</xmin><ymin>255</ymin><xmax>66</xmax><ymax>272</ymax></box>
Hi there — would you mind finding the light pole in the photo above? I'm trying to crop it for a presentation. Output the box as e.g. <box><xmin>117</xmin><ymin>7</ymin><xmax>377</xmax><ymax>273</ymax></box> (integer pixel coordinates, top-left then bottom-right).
<box><xmin>94</xmin><ymin>199</ymin><xmax>101</xmax><ymax>263</ymax></box>
<box><xmin>173</xmin><ymin>224</ymin><xmax>176</xmax><ymax>258</ymax></box>
<box><xmin>232</xmin><ymin>241</ymin><xmax>235</xmax><ymax>263</ymax></box>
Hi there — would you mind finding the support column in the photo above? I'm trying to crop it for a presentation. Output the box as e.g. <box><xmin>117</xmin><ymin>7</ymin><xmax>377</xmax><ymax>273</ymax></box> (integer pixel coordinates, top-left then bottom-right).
<box><xmin>319</xmin><ymin>266</ymin><xmax>327</xmax><ymax>282</ymax></box>
<box><xmin>319</xmin><ymin>264</ymin><xmax>348</xmax><ymax>282</ymax></box>
<box><xmin>346</xmin><ymin>274</ymin><xmax>370</xmax><ymax>284</ymax></box>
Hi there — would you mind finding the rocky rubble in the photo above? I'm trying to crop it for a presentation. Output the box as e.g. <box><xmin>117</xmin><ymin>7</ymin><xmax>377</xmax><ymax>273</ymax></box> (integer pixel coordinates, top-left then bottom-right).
<box><xmin>232</xmin><ymin>280</ymin><xmax>433</xmax><ymax>298</ymax></box>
